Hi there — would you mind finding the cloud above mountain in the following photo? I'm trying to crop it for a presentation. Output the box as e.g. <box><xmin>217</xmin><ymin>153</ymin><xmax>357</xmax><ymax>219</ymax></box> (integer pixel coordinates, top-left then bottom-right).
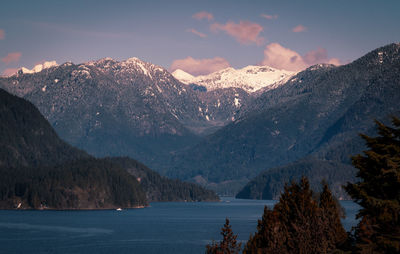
<box><xmin>2</xmin><ymin>68</ymin><xmax>18</xmax><ymax>76</ymax></box>
<box><xmin>170</xmin><ymin>56</ymin><xmax>230</xmax><ymax>76</ymax></box>
<box><xmin>261</xmin><ymin>43</ymin><xmax>340</xmax><ymax>71</ymax></box>
<box><xmin>1</xmin><ymin>52</ymin><xmax>22</xmax><ymax>64</ymax></box>
<box><xmin>210</xmin><ymin>20</ymin><xmax>264</xmax><ymax>45</ymax></box>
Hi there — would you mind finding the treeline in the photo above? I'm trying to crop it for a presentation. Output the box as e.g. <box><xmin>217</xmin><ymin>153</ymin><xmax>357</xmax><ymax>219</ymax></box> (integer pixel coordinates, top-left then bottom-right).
<box><xmin>0</xmin><ymin>158</ymin><xmax>147</xmax><ymax>209</ymax></box>
<box><xmin>236</xmin><ymin>158</ymin><xmax>357</xmax><ymax>200</ymax></box>
<box><xmin>207</xmin><ymin>117</ymin><xmax>400</xmax><ymax>253</ymax></box>
<box><xmin>108</xmin><ymin>157</ymin><xmax>219</xmax><ymax>202</ymax></box>
<box><xmin>0</xmin><ymin>87</ymin><xmax>219</xmax><ymax>209</ymax></box>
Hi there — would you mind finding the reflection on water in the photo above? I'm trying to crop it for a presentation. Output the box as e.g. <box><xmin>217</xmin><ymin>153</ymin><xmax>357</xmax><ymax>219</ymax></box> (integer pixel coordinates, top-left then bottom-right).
<box><xmin>0</xmin><ymin>198</ymin><xmax>359</xmax><ymax>254</ymax></box>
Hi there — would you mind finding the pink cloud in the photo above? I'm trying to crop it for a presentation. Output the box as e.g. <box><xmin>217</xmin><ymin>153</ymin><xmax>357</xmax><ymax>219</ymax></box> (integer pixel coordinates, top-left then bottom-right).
<box><xmin>262</xmin><ymin>43</ymin><xmax>307</xmax><ymax>71</ymax></box>
<box><xmin>170</xmin><ymin>56</ymin><xmax>230</xmax><ymax>76</ymax></box>
<box><xmin>210</xmin><ymin>21</ymin><xmax>264</xmax><ymax>45</ymax></box>
<box><xmin>303</xmin><ymin>48</ymin><xmax>328</xmax><ymax>65</ymax></box>
<box><xmin>0</xmin><ymin>29</ymin><xmax>4</xmax><ymax>40</ymax></box>
<box><xmin>1</xmin><ymin>52</ymin><xmax>22</xmax><ymax>64</ymax></box>
<box><xmin>261</xmin><ymin>14</ymin><xmax>278</xmax><ymax>20</ymax></box>
<box><xmin>193</xmin><ymin>11</ymin><xmax>214</xmax><ymax>21</ymax></box>
<box><xmin>261</xmin><ymin>43</ymin><xmax>341</xmax><ymax>71</ymax></box>
<box><xmin>187</xmin><ymin>28</ymin><xmax>207</xmax><ymax>38</ymax></box>
<box><xmin>292</xmin><ymin>25</ymin><xmax>307</xmax><ymax>33</ymax></box>
<box><xmin>2</xmin><ymin>68</ymin><xmax>19</xmax><ymax>77</ymax></box>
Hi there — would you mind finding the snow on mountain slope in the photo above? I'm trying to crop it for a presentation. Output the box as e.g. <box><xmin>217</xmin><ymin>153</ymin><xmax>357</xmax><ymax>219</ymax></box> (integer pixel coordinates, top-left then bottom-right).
<box><xmin>18</xmin><ymin>61</ymin><xmax>58</xmax><ymax>75</ymax></box>
<box><xmin>172</xmin><ymin>65</ymin><xmax>296</xmax><ymax>93</ymax></box>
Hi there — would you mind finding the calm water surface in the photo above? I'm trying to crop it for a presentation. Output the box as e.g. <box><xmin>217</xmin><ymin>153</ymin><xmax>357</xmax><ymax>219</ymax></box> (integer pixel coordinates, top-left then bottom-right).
<box><xmin>0</xmin><ymin>198</ymin><xmax>359</xmax><ymax>254</ymax></box>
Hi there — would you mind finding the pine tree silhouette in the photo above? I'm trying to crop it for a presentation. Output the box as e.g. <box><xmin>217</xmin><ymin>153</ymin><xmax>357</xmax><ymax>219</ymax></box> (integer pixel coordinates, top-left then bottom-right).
<box><xmin>346</xmin><ymin>117</ymin><xmax>400</xmax><ymax>253</ymax></box>
<box><xmin>206</xmin><ymin>218</ymin><xmax>241</xmax><ymax>254</ymax></box>
<box><xmin>244</xmin><ymin>177</ymin><xmax>347</xmax><ymax>253</ymax></box>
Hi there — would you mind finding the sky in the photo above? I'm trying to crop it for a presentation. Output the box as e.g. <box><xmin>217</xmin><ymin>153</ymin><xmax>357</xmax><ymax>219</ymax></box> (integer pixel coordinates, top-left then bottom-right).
<box><xmin>1</xmin><ymin>0</ymin><xmax>399</xmax><ymax>76</ymax></box>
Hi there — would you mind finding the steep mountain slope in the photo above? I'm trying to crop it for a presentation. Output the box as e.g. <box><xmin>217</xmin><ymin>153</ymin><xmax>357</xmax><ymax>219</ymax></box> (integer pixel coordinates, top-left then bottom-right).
<box><xmin>0</xmin><ymin>88</ymin><xmax>146</xmax><ymax>209</ymax></box>
<box><xmin>0</xmin><ymin>88</ymin><xmax>89</xmax><ymax>168</ymax></box>
<box><xmin>168</xmin><ymin>43</ymin><xmax>400</xmax><ymax>195</ymax></box>
<box><xmin>109</xmin><ymin>157</ymin><xmax>218</xmax><ymax>202</ymax></box>
<box><xmin>0</xmin><ymin>88</ymin><xmax>218</xmax><ymax>209</ymax></box>
<box><xmin>172</xmin><ymin>65</ymin><xmax>295</xmax><ymax>93</ymax></box>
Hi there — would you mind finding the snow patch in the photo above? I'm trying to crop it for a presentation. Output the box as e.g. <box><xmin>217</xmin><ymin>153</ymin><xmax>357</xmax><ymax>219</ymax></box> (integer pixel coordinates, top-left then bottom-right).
<box><xmin>378</xmin><ymin>52</ymin><xmax>384</xmax><ymax>64</ymax></box>
<box><xmin>234</xmin><ymin>98</ymin><xmax>240</xmax><ymax>108</ymax></box>
<box><xmin>171</xmin><ymin>69</ymin><xmax>195</xmax><ymax>84</ymax></box>
<box><xmin>20</xmin><ymin>61</ymin><xmax>58</xmax><ymax>75</ymax></box>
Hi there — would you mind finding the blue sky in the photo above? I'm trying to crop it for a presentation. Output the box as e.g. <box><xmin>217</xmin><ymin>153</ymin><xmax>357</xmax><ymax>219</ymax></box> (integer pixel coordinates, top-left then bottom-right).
<box><xmin>1</xmin><ymin>0</ymin><xmax>399</xmax><ymax>75</ymax></box>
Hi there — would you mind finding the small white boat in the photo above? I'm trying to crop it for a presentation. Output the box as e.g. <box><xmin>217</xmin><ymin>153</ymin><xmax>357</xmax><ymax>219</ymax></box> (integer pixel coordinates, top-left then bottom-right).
<box><xmin>116</xmin><ymin>208</ymin><xmax>122</xmax><ymax>211</ymax></box>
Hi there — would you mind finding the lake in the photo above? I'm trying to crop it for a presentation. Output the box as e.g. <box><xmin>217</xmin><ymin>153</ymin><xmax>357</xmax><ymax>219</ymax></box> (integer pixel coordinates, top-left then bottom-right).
<box><xmin>0</xmin><ymin>197</ymin><xmax>359</xmax><ymax>254</ymax></box>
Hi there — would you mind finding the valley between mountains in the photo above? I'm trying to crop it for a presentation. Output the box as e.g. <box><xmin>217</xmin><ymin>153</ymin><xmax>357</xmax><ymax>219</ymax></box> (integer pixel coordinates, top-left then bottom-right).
<box><xmin>1</xmin><ymin>43</ymin><xmax>399</xmax><ymax>199</ymax></box>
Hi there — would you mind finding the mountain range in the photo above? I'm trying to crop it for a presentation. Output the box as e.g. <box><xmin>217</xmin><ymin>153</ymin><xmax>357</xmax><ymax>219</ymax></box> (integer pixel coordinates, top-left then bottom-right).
<box><xmin>1</xmin><ymin>43</ymin><xmax>399</xmax><ymax>198</ymax></box>
<box><xmin>0</xmin><ymin>57</ymin><xmax>253</xmax><ymax>172</ymax></box>
<box><xmin>172</xmin><ymin>65</ymin><xmax>294</xmax><ymax>93</ymax></box>
<box><xmin>167</xmin><ymin>43</ymin><xmax>400</xmax><ymax>195</ymax></box>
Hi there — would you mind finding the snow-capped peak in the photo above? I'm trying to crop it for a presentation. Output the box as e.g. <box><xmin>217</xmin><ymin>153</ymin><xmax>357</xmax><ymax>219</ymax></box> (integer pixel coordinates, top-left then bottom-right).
<box><xmin>171</xmin><ymin>69</ymin><xmax>195</xmax><ymax>84</ymax></box>
<box><xmin>172</xmin><ymin>65</ymin><xmax>296</xmax><ymax>93</ymax></box>
<box><xmin>19</xmin><ymin>61</ymin><xmax>58</xmax><ymax>75</ymax></box>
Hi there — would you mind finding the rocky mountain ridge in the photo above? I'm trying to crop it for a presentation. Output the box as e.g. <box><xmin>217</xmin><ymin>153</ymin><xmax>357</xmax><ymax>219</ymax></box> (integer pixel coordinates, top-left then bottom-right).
<box><xmin>172</xmin><ymin>65</ymin><xmax>295</xmax><ymax>93</ymax></box>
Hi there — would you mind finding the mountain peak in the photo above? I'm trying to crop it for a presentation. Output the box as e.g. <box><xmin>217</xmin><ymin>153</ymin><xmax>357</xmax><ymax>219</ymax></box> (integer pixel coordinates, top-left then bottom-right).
<box><xmin>172</xmin><ymin>65</ymin><xmax>296</xmax><ymax>93</ymax></box>
<box><xmin>17</xmin><ymin>61</ymin><xmax>58</xmax><ymax>75</ymax></box>
<box><xmin>171</xmin><ymin>69</ymin><xmax>195</xmax><ymax>83</ymax></box>
<box><xmin>353</xmin><ymin>42</ymin><xmax>400</xmax><ymax>67</ymax></box>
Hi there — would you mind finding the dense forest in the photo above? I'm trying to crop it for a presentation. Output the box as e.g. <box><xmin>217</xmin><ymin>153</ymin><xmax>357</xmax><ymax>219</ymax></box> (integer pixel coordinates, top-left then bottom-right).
<box><xmin>0</xmin><ymin>158</ymin><xmax>147</xmax><ymax>209</ymax></box>
<box><xmin>0</xmin><ymin>88</ymin><xmax>218</xmax><ymax>209</ymax></box>
<box><xmin>107</xmin><ymin>157</ymin><xmax>219</xmax><ymax>202</ymax></box>
<box><xmin>208</xmin><ymin>117</ymin><xmax>400</xmax><ymax>253</ymax></box>
<box><xmin>236</xmin><ymin>158</ymin><xmax>357</xmax><ymax>200</ymax></box>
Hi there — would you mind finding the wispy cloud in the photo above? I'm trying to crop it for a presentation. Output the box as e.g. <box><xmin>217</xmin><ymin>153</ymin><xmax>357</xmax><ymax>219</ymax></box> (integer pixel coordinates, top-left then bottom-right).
<box><xmin>187</xmin><ymin>28</ymin><xmax>207</xmax><ymax>38</ymax></box>
<box><xmin>2</xmin><ymin>68</ymin><xmax>19</xmax><ymax>76</ymax></box>
<box><xmin>261</xmin><ymin>43</ymin><xmax>341</xmax><ymax>71</ymax></box>
<box><xmin>261</xmin><ymin>14</ymin><xmax>278</xmax><ymax>20</ymax></box>
<box><xmin>292</xmin><ymin>25</ymin><xmax>307</xmax><ymax>33</ymax></box>
<box><xmin>0</xmin><ymin>29</ymin><xmax>4</xmax><ymax>40</ymax></box>
<box><xmin>210</xmin><ymin>21</ymin><xmax>264</xmax><ymax>45</ymax></box>
<box><xmin>193</xmin><ymin>11</ymin><xmax>214</xmax><ymax>21</ymax></box>
<box><xmin>2</xmin><ymin>52</ymin><xmax>22</xmax><ymax>64</ymax></box>
<box><xmin>170</xmin><ymin>56</ymin><xmax>230</xmax><ymax>76</ymax></box>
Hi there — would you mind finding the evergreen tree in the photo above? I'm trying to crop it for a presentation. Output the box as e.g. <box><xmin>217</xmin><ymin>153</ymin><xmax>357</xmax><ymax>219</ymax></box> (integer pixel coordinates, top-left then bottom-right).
<box><xmin>243</xmin><ymin>206</ymin><xmax>287</xmax><ymax>253</ymax></box>
<box><xmin>244</xmin><ymin>177</ymin><xmax>347</xmax><ymax>254</ymax></box>
<box><xmin>345</xmin><ymin>117</ymin><xmax>400</xmax><ymax>253</ymax></box>
<box><xmin>319</xmin><ymin>183</ymin><xmax>348</xmax><ymax>251</ymax></box>
<box><xmin>206</xmin><ymin>218</ymin><xmax>241</xmax><ymax>254</ymax></box>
